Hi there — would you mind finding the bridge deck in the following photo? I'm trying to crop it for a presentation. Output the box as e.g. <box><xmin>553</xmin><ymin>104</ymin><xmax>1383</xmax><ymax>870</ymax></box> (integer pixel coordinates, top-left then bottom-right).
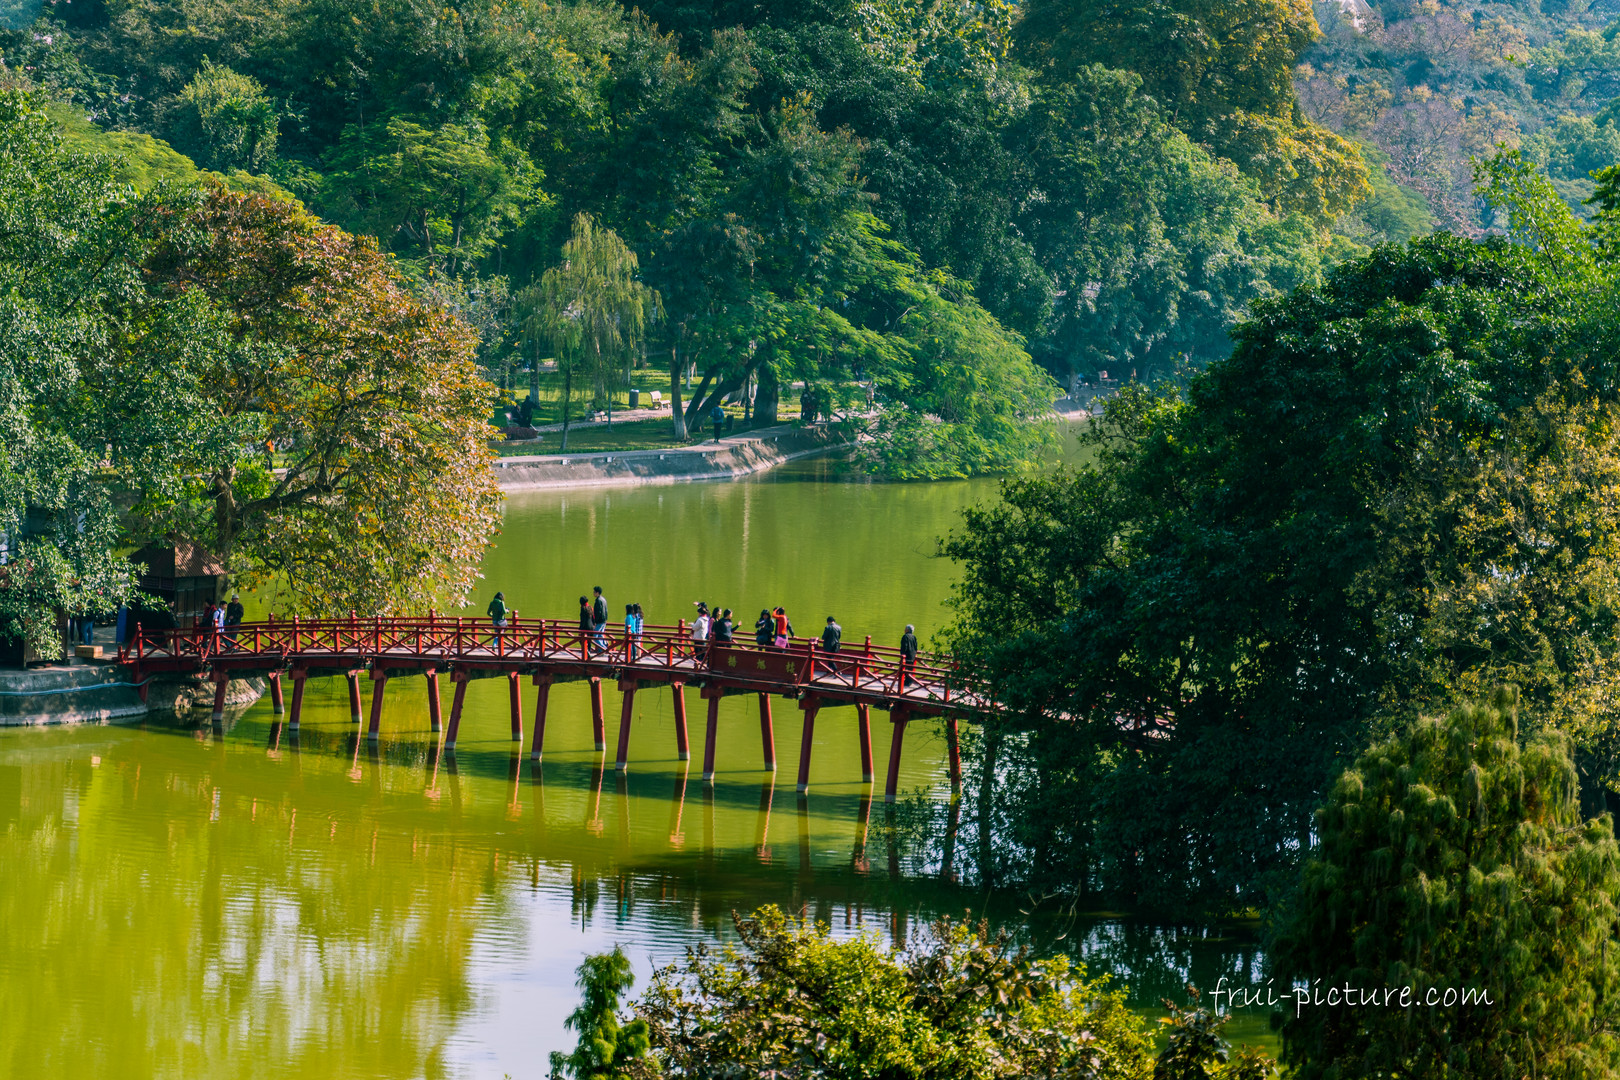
<box><xmin>118</xmin><ymin>615</ymin><xmax>993</xmax><ymax>800</ymax></box>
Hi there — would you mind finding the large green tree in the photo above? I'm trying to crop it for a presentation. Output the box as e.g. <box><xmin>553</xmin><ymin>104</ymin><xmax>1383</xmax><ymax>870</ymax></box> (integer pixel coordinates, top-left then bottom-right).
<box><xmin>943</xmin><ymin>156</ymin><xmax>1620</xmax><ymax>912</ymax></box>
<box><xmin>126</xmin><ymin>189</ymin><xmax>503</xmax><ymax>614</ymax></box>
<box><xmin>1272</xmin><ymin>690</ymin><xmax>1620</xmax><ymax>1079</ymax></box>
<box><xmin>0</xmin><ymin>90</ymin><xmax>184</xmax><ymax>659</ymax></box>
<box><xmin>522</xmin><ymin>212</ymin><xmax>661</xmax><ymax>451</ymax></box>
<box><xmin>0</xmin><ymin>90</ymin><xmax>501</xmax><ymax>658</ymax></box>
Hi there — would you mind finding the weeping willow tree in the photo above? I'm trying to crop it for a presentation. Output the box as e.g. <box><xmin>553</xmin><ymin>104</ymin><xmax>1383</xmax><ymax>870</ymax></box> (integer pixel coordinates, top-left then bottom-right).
<box><xmin>520</xmin><ymin>214</ymin><xmax>660</xmax><ymax>451</ymax></box>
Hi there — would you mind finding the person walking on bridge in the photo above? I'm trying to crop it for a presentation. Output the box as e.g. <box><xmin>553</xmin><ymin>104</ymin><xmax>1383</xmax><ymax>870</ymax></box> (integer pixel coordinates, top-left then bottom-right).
<box><xmin>578</xmin><ymin>596</ymin><xmax>594</xmax><ymax>651</ymax></box>
<box><xmin>754</xmin><ymin>609</ymin><xmax>773</xmax><ymax>647</ymax></box>
<box><xmin>821</xmin><ymin>616</ymin><xmax>842</xmax><ymax>653</ymax></box>
<box><xmin>772</xmin><ymin>606</ymin><xmax>792</xmax><ymax>649</ymax></box>
<box><xmin>487</xmin><ymin>591</ymin><xmax>507</xmax><ymax>648</ymax></box>
<box><xmin>624</xmin><ymin>603</ymin><xmax>638</xmax><ymax>659</ymax></box>
<box><xmin>900</xmin><ymin>624</ymin><xmax>919</xmax><ymax>687</ymax></box>
<box><xmin>632</xmin><ymin>603</ymin><xmax>645</xmax><ymax>657</ymax></box>
<box><xmin>714</xmin><ymin>608</ymin><xmax>734</xmax><ymax>644</ymax></box>
<box><xmin>691</xmin><ymin>602</ymin><xmax>711</xmax><ymax>657</ymax></box>
<box><xmin>591</xmin><ymin>586</ymin><xmax>608</xmax><ymax>652</ymax></box>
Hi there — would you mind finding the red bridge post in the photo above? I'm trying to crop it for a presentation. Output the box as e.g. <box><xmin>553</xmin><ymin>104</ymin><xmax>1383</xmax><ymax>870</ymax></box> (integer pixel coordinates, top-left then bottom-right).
<box><xmin>366</xmin><ymin>668</ymin><xmax>388</xmax><ymax>740</ymax></box>
<box><xmin>507</xmin><ymin>671</ymin><xmax>524</xmax><ymax>743</ymax></box>
<box><xmin>268</xmin><ymin>671</ymin><xmax>284</xmax><ymax>715</ymax></box>
<box><xmin>287</xmin><ymin>669</ymin><xmax>307</xmax><ymax>730</ymax></box>
<box><xmin>425</xmin><ymin>670</ymin><xmax>442</xmax><ymax>733</ymax></box>
<box><xmin>758</xmin><ymin>694</ymin><xmax>776</xmax><ymax>771</ymax></box>
<box><xmin>529</xmin><ymin>675</ymin><xmax>553</xmax><ymax>761</ymax></box>
<box><xmin>856</xmin><ymin>704</ymin><xmax>873</xmax><ymax>783</ymax></box>
<box><xmin>884</xmin><ymin>706</ymin><xmax>910</xmax><ymax>804</ymax></box>
<box><xmin>672</xmin><ymin>681</ymin><xmax>689</xmax><ymax>761</ymax></box>
<box><xmin>209</xmin><ymin>671</ymin><xmax>229</xmax><ymax>724</ymax></box>
<box><xmin>796</xmin><ymin>696</ymin><xmax>822</xmax><ymax>794</ymax></box>
<box><xmin>346</xmin><ymin>670</ymin><xmax>363</xmax><ymax>725</ymax></box>
<box><xmin>701</xmin><ymin>689</ymin><xmax>721</xmax><ymax>782</ymax></box>
<box><xmin>589</xmin><ymin>678</ymin><xmax>606</xmax><ymax>752</ymax></box>
<box><xmin>614</xmin><ymin>678</ymin><xmax>638</xmax><ymax>771</ymax></box>
<box><xmin>444</xmin><ymin>671</ymin><xmax>471</xmax><ymax>750</ymax></box>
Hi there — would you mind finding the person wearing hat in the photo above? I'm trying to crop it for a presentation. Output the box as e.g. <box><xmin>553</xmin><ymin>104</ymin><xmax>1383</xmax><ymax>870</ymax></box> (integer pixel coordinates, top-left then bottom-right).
<box><xmin>691</xmin><ymin>602</ymin><xmax>711</xmax><ymax>649</ymax></box>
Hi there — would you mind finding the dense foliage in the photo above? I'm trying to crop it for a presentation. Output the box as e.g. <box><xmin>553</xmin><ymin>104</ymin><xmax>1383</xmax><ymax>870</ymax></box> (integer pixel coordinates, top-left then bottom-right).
<box><xmin>0</xmin><ymin>91</ymin><xmax>498</xmax><ymax>656</ymax></box>
<box><xmin>943</xmin><ymin>155</ymin><xmax>1620</xmax><ymax>913</ymax></box>
<box><xmin>585</xmin><ymin>905</ymin><xmax>1277</xmax><ymax>1080</ymax></box>
<box><xmin>1273</xmin><ymin>690</ymin><xmax>1620</xmax><ymax>1078</ymax></box>
<box><xmin>550</xmin><ymin>947</ymin><xmax>651</xmax><ymax>1080</ymax></box>
<box><xmin>1297</xmin><ymin>0</ymin><xmax>1620</xmax><ymax>235</ymax></box>
<box><xmin>3</xmin><ymin>0</ymin><xmax>1369</xmax><ymax>422</ymax></box>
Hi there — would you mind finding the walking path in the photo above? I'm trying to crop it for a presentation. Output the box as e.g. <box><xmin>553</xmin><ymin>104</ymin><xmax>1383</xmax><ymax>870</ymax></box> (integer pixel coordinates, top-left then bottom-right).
<box><xmin>119</xmin><ymin>615</ymin><xmax>988</xmax><ymax>800</ymax></box>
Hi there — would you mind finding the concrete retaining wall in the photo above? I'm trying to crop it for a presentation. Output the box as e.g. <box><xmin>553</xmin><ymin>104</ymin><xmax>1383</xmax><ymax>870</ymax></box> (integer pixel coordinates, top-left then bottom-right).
<box><xmin>0</xmin><ymin>666</ymin><xmax>267</xmax><ymax>726</ymax></box>
<box><xmin>495</xmin><ymin>425</ymin><xmax>846</xmax><ymax>490</ymax></box>
<box><xmin>0</xmin><ymin>665</ymin><xmax>149</xmax><ymax>726</ymax></box>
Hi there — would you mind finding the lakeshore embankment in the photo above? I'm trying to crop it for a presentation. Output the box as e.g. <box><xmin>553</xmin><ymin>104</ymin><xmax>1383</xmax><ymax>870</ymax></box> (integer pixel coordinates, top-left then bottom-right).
<box><xmin>494</xmin><ymin>423</ymin><xmax>847</xmax><ymax>490</ymax></box>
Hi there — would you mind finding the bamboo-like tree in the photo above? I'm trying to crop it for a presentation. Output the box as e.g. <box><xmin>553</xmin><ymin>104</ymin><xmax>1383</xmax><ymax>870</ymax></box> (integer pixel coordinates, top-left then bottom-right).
<box><xmin>521</xmin><ymin>214</ymin><xmax>660</xmax><ymax>451</ymax></box>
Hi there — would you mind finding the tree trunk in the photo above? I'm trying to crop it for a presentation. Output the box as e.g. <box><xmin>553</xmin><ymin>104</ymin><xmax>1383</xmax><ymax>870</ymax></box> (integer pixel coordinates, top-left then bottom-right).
<box><xmin>670</xmin><ymin>344</ymin><xmax>687</xmax><ymax>439</ymax></box>
<box><xmin>212</xmin><ymin>470</ymin><xmax>238</xmax><ymax>591</ymax></box>
<box><xmin>682</xmin><ymin>371</ymin><xmax>718</xmax><ymax>431</ymax></box>
<box><xmin>755</xmin><ymin>360</ymin><xmax>779</xmax><ymax>425</ymax></box>
<box><xmin>528</xmin><ymin>339</ymin><xmax>540</xmax><ymax>405</ymax></box>
<box><xmin>560</xmin><ymin>369</ymin><xmax>573</xmax><ymax>453</ymax></box>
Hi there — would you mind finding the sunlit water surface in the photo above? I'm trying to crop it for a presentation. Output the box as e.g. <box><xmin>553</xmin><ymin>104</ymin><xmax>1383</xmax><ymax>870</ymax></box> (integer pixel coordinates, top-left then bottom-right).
<box><xmin>0</xmin><ymin>454</ymin><xmax>1271</xmax><ymax>1078</ymax></box>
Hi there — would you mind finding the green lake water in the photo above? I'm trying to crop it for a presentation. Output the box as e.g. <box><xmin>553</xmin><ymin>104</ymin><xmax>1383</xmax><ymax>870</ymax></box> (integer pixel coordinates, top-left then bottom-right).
<box><xmin>0</xmin><ymin>455</ymin><xmax>1273</xmax><ymax>1078</ymax></box>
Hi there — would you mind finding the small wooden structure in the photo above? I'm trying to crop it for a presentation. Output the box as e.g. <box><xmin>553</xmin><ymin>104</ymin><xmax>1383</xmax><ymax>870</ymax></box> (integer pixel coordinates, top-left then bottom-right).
<box><xmin>130</xmin><ymin>541</ymin><xmax>227</xmax><ymax>625</ymax></box>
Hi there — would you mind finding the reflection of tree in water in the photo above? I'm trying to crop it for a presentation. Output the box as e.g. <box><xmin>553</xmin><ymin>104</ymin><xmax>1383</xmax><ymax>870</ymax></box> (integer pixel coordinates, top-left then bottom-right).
<box><xmin>0</xmin><ymin>723</ymin><xmax>503</xmax><ymax>1079</ymax></box>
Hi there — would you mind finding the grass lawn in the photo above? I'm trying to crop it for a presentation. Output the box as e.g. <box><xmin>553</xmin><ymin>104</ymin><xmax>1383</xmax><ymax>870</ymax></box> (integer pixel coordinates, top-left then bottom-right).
<box><xmin>493</xmin><ymin>367</ymin><xmax>692</xmax><ymax>427</ymax></box>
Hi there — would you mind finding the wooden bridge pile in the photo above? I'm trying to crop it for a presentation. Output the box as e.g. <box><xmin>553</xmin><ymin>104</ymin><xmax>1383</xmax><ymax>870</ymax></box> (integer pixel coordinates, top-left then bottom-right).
<box><xmin>119</xmin><ymin>615</ymin><xmax>995</xmax><ymax>802</ymax></box>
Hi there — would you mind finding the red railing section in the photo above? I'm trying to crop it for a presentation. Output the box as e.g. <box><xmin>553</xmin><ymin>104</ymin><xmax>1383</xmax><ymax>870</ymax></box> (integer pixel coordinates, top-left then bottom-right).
<box><xmin>117</xmin><ymin>613</ymin><xmax>990</xmax><ymax>714</ymax></box>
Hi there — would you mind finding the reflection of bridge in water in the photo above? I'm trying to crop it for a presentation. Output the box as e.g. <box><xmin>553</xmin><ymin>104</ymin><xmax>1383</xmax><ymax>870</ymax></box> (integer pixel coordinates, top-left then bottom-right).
<box><xmin>123</xmin><ymin>615</ymin><xmax>994</xmax><ymax>801</ymax></box>
<box><xmin>256</xmin><ymin>718</ymin><xmax>971</xmax><ymax>944</ymax></box>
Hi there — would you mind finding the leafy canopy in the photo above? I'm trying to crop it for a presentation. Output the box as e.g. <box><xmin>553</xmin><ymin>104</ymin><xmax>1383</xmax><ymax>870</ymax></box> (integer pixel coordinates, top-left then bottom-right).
<box><xmin>943</xmin><ymin>152</ymin><xmax>1620</xmax><ymax>912</ymax></box>
<box><xmin>1273</xmin><ymin>690</ymin><xmax>1620</xmax><ymax>1079</ymax></box>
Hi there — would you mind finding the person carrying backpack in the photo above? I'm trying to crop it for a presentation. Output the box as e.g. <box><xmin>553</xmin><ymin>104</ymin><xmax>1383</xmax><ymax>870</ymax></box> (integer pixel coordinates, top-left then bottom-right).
<box><xmin>488</xmin><ymin>591</ymin><xmax>508</xmax><ymax>648</ymax></box>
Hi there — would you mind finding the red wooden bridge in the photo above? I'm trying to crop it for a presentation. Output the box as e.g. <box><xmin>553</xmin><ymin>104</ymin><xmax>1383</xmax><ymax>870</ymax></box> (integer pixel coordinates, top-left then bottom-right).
<box><xmin>118</xmin><ymin>615</ymin><xmax>994</xmax><ymax>802</ymax></box>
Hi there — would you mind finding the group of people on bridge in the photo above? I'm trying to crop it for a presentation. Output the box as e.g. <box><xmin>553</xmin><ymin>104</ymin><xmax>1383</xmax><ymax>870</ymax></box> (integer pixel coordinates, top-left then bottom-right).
<box><xmin>486</xmin><ymin>588</ymin><xmax>921</xmax><ymax>673</ymax></box>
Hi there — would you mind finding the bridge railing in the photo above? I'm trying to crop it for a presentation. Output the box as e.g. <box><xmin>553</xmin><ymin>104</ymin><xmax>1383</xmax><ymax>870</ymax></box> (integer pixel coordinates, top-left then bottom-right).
<box><xmin>118</xmin><ymin>614</ymin><xmax>989</xmax><ymax>710</ymax></box>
